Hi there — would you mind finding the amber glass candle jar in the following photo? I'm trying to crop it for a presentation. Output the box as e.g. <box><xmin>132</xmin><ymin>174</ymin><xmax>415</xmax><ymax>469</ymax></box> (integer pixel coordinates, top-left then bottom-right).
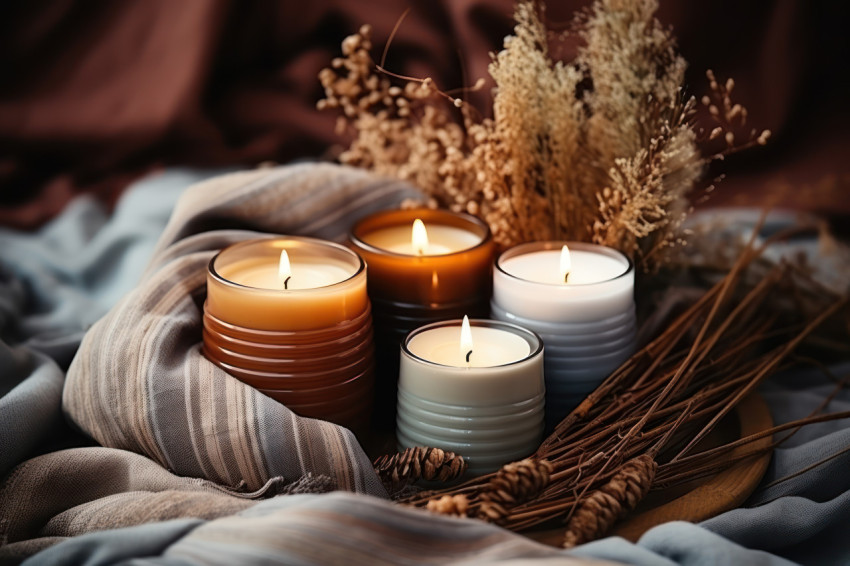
<box><xmin>203</xmin><ymin>237</ymin><xmax>374</xmax><ymax>436</ymax></box>
<box><xmin>350</xmin><ymin>209</ymin><xmax>495</xmax><ymax>428</ymax></box>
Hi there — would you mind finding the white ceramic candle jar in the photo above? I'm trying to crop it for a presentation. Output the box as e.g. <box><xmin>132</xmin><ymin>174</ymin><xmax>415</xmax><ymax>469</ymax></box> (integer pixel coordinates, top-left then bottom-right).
<box><xmin>396</xmin><ymin>318</ymin><xmax>544</xmax><ymax>476</ymax></box>
<box><xmin>492</xmin><ymin>242</ymin><xmax>636</xmax><ymax>428</ymax></box>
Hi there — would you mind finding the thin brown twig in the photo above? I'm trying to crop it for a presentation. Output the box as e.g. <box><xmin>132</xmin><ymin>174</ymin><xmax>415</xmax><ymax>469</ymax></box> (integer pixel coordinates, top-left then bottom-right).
<box><xmin>379</xmin><ymin>7</ymin><xmax>410</xmax><ymax>71</ymax></box>
<box><xmin>672</xmin><ymin>297</ymin><xmax>848</xmax><ymax>461</ymax></box>
<box><xmin>758</xmin><ymin>444</ymin><xmax>850</xmax><ymax>497</ymax></box>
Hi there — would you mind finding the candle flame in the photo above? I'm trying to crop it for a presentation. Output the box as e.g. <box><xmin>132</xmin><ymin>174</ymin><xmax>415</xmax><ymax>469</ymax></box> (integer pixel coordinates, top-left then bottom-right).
<box><xmin>279</xmin><ymin>250</ymin><xmax>292</xmax><ymax>289</ymax></box>
<box><xmin>460</xmin><ymin>315</ymin><xmax>473</xmax><ymax>365</ymax></box>
<box><xmin>560</xmin><ymin>244</ymin><xmax>571</xmax><ymax>283</ymax></box>
<box><xmin>412</xmin><ymin>219</ymin><xmax>429</xmax><ymax>255</ymax></box>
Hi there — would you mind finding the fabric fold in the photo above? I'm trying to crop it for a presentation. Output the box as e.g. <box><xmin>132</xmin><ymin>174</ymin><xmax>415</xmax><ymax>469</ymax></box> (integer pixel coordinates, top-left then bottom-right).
<box><xmin>0</xmin><ymin>447</ymin><xmax>258</xmax><ymax>547</ymax></box>
<box><xmin>0</xmin><ymin>342</ymin><xmax>65</xmax><ymax>478</ymax></box>
<box><xmin>62</xmin><ymin>163</ymin><xmax>421</xmax><ymax>496</ymax></box>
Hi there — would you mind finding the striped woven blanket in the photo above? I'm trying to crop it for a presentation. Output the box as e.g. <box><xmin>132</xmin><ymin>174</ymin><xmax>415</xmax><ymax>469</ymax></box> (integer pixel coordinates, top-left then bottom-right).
<box><xmin>61</xmin><ymin>164</ymin><xmax>417</xmax><ymax>496</ymax></box>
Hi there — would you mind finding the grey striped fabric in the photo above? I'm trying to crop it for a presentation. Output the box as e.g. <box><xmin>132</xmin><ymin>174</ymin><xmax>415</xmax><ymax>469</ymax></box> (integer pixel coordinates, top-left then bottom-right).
<box><xmin>163</xmin><ymin>493</ymin><xmax>609</xmax><ymax>566</ymax></box>
<box><xmin>62</xmin><ymin>163</ymin><xmax>421</xmax><ymax>495</ymax></box>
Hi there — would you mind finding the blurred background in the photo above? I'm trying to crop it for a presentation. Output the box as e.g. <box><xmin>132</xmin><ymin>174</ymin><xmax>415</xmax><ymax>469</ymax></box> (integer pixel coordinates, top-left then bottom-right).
<box><xmin>1</xmin><ymin>0</ymin><xmax>847</xmax><ymax>230</ymax></box>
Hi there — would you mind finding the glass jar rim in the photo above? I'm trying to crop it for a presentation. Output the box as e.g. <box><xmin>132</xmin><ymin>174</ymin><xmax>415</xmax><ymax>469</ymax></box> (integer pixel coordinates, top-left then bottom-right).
<box><xmin>495</xmin><ymin>241</ymin><xmax>634</xmax><ymax>287</ymax></box>
<box><xmin>208</xmin><ymin>236</ymin><xmax>366</xmax><ymax>293</ymax></box>
<box><xmin>401</xmin><ymin>318</ymin><xmax>543</xmax><ymax>369</ymax></box>
<box><xmin>350</xmin><ymin>208</ymin><xmax>493</xmax><ymax>258</ymax></box>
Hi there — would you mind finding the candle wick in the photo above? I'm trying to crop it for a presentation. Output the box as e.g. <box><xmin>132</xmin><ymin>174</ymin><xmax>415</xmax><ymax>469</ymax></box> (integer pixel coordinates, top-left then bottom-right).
<box><xmin>564</xmin><ymin>272</ymin><xmax>570</xmax><ymax>283</ymax></box>
<box><xmin>283</xmin><ymin>276</ymin><xmax>291</xmax><ymax>290</ymax></box>
<box><xmin>465</xmin><ymin>350</ymin><xmax>472</xmax><ymax>363</ymax></box>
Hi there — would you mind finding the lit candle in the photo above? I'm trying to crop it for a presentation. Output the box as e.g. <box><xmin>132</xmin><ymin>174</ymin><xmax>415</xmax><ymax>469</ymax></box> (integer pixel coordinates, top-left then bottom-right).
<box><xmin>350</xmin><ymin>209</ymin><xmax>495</xmax><ymax>429</ymax></box>
<box><xmin>363</xmin><ymin>218</ymin><xmax>482</xmax><ymax>256</ymax></box>
<box><xmin>217</xmin><ymin>248</ymin><xmax>354</xmax><ymax>292</ymax></box>
<box><xmin>203</xmin><ymin>236</ymin><xmax>374</xmax><ymax>435</ymax></box>
<box><xmin>560</xmin><ymin>244</ymin><xmax>571</xmax><ymax>283</ymax></box>
<box><xmin>207</xmin><ymin>237</ymin><xmax>367</xmax><ymax>331</ymax></box>
<box><xmin>397</xmin><ymin>318</ymin><xmax>544</xmax><ymax>476</ymax></box>
<box><xmin>407</xmin><ymin>315</ymin><xmax>531</xmax><ymax>368</ymax></box>
<box><xmin>492</xmin><ymin>241</ymin><xmax>636</xmax><ymax>428</ymax></box>
<box><xmin>494</xmin><ymin>242</ymin><xmax>634</xmax><ymax>322</ymax></box>
<box><xmin>350</xmin><ymin>209</ymin><xmax>493</xmax><ymax>305</ymax></box>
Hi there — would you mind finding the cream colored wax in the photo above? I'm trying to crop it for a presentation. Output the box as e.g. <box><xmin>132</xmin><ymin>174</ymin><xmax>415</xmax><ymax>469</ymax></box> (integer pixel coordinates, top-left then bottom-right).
<box><xmin>362</xmin><ymin>223</ymin><xmax>481</xmax><ymax>256</ymax></box>
<box><xmin>206</xmin><ymin>237</ymin><xmax>368</xmax><ymax>331</ymax></box>
<box><xmin>406</xmin><ymin>323</ymin><xmax>531</xmax><ymax>368</ymax></box>
<box><xmin>399</xmin><ymin>320</ymin><xmax>543</xmax><ymax>407</ymax></box>
<box><xmin>494</xmin><ymin>242</ymin><xmax>634</xmax><ymax>323</ymax></box>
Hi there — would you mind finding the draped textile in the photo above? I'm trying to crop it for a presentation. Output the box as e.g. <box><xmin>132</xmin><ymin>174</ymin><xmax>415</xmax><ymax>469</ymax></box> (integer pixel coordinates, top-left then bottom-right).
<box><xmin>61</xmin><ymin>163</ymin><xmax>422</xmax><ymax>494</ymax></box>
<box><xmin>1</xmin><ymin>166</ymin><xmax>849</xmax><ymax>564</ymax></box>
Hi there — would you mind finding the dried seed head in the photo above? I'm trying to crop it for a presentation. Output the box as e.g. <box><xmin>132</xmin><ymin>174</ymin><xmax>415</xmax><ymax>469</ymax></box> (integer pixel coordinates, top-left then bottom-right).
<box><xmin>315</xmin><ymin>0</ymin><xmax>759</xmax><ymax>267</ymax></box>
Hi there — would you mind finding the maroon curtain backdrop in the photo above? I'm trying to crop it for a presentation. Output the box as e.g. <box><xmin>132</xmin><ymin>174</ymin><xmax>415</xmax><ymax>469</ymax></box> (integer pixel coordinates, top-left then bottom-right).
<box><xmin>1</xmin><ymin>1</ymin><xmax>847</xmax><ymax>229</ymax></box>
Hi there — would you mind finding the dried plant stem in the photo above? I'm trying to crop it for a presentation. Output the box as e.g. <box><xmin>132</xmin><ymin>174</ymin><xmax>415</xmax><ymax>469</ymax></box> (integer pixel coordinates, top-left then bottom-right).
<box><xmin>541</xmin><ymin>280</ymin><xmax>726</xmax><ymax>451</ymax></box>
<box><xmin>660</xmin><ymin>409</ymin><xmax>850</xmax><ymax>483</ymax></box>
<box><xmin>398</xmin><ymin>230</ymin><xmax>848</xmax><ymax>539</ymax></box>
<box><xmin>672</xmin><ymin>296</ymin><xmax>848</xmax><ymax>462</ymax></box>
<box><xmin>319</xmin><ymin>1</ymin><xmax>770</xmax><ymax>264</ymax></box>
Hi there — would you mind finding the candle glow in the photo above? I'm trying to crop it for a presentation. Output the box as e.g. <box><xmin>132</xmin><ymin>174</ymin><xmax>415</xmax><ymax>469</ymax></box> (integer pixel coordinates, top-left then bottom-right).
<box><xmin>560</xmin><ymin>245</ymin><xmax>571</xmax><ymax>284</ymax></box>
<box><xmin>279</xmin><ymin>250</ymin><xmax>292</xmax><ymax>289</ymax></box>
<box><xmin>207</xmin><ymin>237</ymin><xmax>366</xmax><ymax>331</ymax></box>
<box><xmin>412</xmin><ymin>219</ymin><xmax>429</xmax><ymax>255</ymax></box>
<box><xmin>350</xmin><ymin>209</ymin><xmax>495</xmax><ymax>429</ymax></box>
<box><xmin>460</xmin><ymin>315</ymin><xmax>473</xmax><ymax>365</ymax></box>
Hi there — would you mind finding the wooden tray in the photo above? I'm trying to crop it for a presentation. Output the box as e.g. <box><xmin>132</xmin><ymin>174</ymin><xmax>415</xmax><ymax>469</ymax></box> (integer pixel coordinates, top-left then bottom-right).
<box><xmin>526</xmin><ymin>393</ymin><xmax>773</xmax><ymax>545</ymax></box>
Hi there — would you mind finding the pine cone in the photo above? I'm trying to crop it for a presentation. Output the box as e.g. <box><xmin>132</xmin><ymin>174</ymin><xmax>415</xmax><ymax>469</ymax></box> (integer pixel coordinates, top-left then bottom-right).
<box><xmin>426</xmin><ymin>494</ymin><xmax>470</xmax><ymax>517</ymax></box>
<box><xmin>374</xmin><ymin>447</ymin><xmax>467</xmax><ymax>493</ymax></box>
<box><xmin>563</xmin><ymin>454</ymin><xmax>657</xmax><ymax>548</ymax></box>
<box><xmin>476</xmin><ymin>458</ymin><xmax>554</xmax><ymax>524</ymax></box>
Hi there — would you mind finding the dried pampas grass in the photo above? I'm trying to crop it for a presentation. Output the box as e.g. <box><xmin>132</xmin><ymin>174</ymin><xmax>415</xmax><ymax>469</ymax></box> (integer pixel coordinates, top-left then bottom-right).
<box><xmin>318</xmin><ymin>0</ymin><xmax>769</xmax><ymax>267</ymax></box>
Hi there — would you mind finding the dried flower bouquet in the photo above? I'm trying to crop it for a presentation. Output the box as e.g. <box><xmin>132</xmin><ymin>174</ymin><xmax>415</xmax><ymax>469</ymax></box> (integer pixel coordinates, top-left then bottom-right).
<box><xmin>318</xmin><ymin>0</ymin><xmax>770</xmax><ymax>266</ymax></box>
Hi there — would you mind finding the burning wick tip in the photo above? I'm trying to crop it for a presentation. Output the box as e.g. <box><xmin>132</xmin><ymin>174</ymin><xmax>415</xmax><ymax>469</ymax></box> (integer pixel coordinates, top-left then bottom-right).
<box><xmin>283</xmin><ymin>276</ymin><xmax>291</xmax><ymax>290</ymax></box>
<box><xmin>465</xmin><ymin>350</ymin><xmax>472</xmax><ymax>363</ymax></box>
